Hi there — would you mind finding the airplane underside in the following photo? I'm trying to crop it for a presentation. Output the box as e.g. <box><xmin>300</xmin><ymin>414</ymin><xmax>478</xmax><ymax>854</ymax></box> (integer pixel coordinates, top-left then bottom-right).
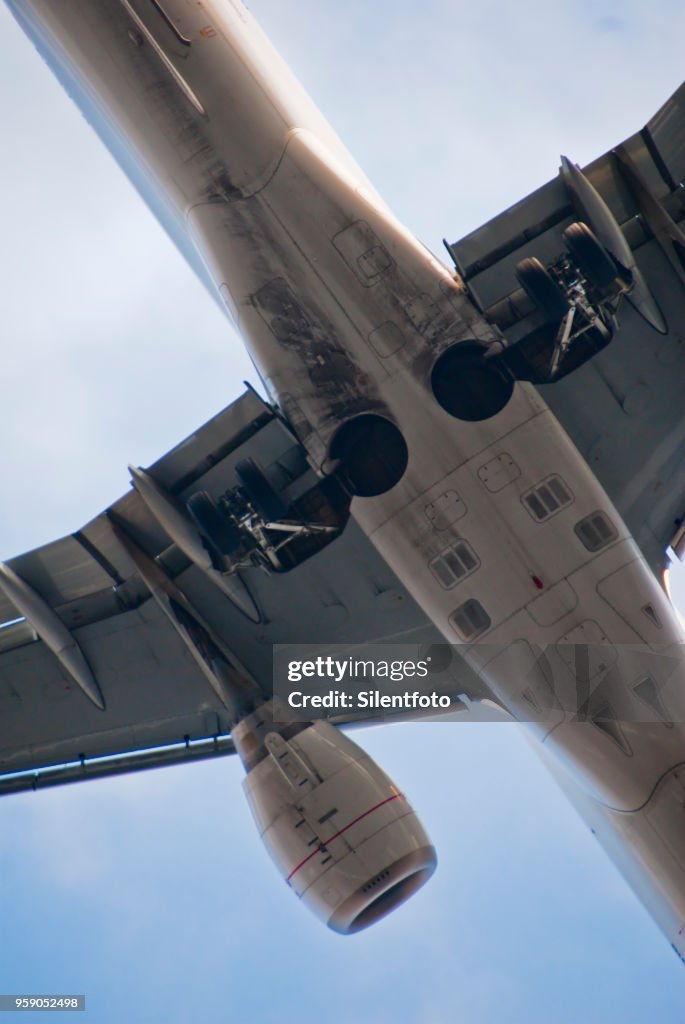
<box><xmin>2</xmin><ymin>0</ymin><xmax>685</xmax><ymax>957</ymax></box>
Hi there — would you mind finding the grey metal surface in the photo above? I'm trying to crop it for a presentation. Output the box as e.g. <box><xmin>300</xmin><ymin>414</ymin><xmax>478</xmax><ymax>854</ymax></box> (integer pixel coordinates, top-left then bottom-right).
<box><xmin>0</xmin><ymin>735</ymin><xmax>237</xmax><ymax>796</ymax></box>
<box><xmin>0</xmin><ymin>389</ymin><xmax>483</xmax><ymax>783</ymax></box>
<box><xmin>449</xmin><ymin>82</ymin><xmax>685</xmax><ymax>576</ymax></box>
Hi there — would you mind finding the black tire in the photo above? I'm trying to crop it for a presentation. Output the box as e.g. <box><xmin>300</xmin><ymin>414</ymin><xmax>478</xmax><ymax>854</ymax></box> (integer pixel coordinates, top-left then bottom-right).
<box><xmin>187</xmin><ymin>491</ymin><xmax>242</xmax><ymax>554</ymax></box>
<box><xmin>562</xmin><ymin>221</ymin><xmax>617</xmax><ymax>288</ymax></box>
<box><xmin>235</xmin><ymin>458</ymin><xmax>288</xmax><ymax>521</ymax></box>
<box><xmin>674</xmin><ymin>239</ymin><xmax>685</xmax><ymax>273</ymax></box>
<box><xmin>516</xmin><ymin>257</ymin><xmax>570</xmax><ymax>322</ymax></box>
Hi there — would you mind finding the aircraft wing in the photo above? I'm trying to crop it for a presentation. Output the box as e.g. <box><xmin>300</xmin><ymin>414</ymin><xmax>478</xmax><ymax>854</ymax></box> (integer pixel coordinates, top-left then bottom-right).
<box><xmin>0</xmin><ymin>388</ymin><xmax>484</xmax><ymax>795</ymax></box>
<box><xmin>447</xmin><ymin>81</ymin><xmax>685</xmax><ymax>578</ymax></box>
<box><xmin>7</xmin><ymin>85</ymin><xmax>685</xmax><ymax>801</ymax></box>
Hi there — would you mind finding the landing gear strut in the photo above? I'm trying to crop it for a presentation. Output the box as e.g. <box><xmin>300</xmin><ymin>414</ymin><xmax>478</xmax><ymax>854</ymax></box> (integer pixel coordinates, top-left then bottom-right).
<box><xmin>505</xmin><ymin>221</ymin><xmax>628</xmax><ymax>384</ymax></box>
<box><xmin>186</xmin><ymin>460</ymin><xmax>350</xmax><ymax>575</ymax></box>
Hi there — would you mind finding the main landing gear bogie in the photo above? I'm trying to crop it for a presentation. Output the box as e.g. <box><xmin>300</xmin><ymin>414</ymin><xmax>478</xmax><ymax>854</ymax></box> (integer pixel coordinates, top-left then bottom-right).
<box><xmin>561</xmin><ymin>221</ymin><xmax>619</xmax><ymax>289</ymax></box>
<box><xmin>186</xmin><ymin>457</ymin><xmax>350</xmax><ymax>576</ymax></box>
<box><xmin>515</xmin><ymin>257</ymin><xmax>570</xmax><ymax>323</ymax></box>
<box><xmin>514</xmin><ymin>220</ymin><xmax>623</xmax><ymax>307</ymax></box>
<box><xmin>187</xmin><ymin>490</ymin><xmax>243</xmax><ymax>556</ymax></box>
<box><xmin>433</xmin><ymin>221</ymin><xmax>630</xmax><ymax>422</ymax></box>
<box><xmin>234</xmin><ymin>457</ymin><xmax>289</xmax><ymax>522</ymax></box>
<box><xmin>508</xmin><ymin>221</ymin><xmax>627</xmax><ymax>384</ymax></box>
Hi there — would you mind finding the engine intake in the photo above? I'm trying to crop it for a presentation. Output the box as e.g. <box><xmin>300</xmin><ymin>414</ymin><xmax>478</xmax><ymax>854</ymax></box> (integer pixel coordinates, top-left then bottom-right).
<box><xmin>233</xmin><ymin>702</ymin><xmax>436</xmax><ymax>934</ymax></box>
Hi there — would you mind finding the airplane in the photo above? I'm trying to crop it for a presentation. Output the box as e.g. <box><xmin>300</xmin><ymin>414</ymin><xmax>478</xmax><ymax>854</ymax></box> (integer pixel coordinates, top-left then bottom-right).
<box><xmin>1</xmin><ymin>0</ymin><xmax>684</xmax><ymax>966</ymax></box>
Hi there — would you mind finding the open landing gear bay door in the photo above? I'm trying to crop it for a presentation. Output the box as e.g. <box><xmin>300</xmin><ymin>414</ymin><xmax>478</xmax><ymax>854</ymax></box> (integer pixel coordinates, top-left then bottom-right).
<box><xmin>446</xmin><ymin>81</ymin><xmax>685</xmax><ymax>578</ymax></box>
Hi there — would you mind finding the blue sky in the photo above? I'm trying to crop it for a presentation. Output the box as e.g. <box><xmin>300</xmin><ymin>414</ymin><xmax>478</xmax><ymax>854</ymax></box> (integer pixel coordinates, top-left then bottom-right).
<box><xmin>1</xmin><ymin>1</ymin><xmax>685</xmax><ymax>1021</ymax></box>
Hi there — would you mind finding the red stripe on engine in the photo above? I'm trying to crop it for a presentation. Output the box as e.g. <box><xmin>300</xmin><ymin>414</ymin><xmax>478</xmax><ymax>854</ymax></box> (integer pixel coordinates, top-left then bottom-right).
<box><xmin>287</xmin><ymin>793</ymin><xmax>401</xmax><ymax>883</ymax></box>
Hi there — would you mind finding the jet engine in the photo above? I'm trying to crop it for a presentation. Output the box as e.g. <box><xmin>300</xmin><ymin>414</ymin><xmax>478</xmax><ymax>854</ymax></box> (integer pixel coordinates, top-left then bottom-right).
<box><xmin>232</xmin><ymin>702</ymin><xmax>436</xmax><ymax>933</ymax></box>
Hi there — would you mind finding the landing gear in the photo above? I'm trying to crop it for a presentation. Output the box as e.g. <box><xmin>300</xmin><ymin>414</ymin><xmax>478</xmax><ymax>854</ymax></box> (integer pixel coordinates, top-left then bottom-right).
<box><xmin>431</xmin><ymin>342</ymin><xmax>515</xmax><ymax>422</ymax></box>
<box><xmin>187</xmin><ymin>490</ymin><xmax>243</xmax><ymax>554</ymax></box>
<box><xmin>516</xmin><ymin>257</ymin><xmax>570</xmax><ymax>322</ymax></box>
<box><xmin>506</xmin><ymin>222</ymin><xmax>626</xmax><ymax>383</ymax></box>
<box><xmin>562</xmin><ymin>221</ymin><xmax>618</xmax><ymax>288</ymax></box>
<box><xmin>431</xmin><ymin>221</ymin><xmax>628</xmax><ymax>418</ymax></box>
<box><xmin>235</xmin><ymin>457</ymin><xmax>288</xmax><ymax>521</ymax></box>
<box><xmin>185</xmin><ymin>460</ymin><xmax>350</xmax><ymax>575</ymax></box>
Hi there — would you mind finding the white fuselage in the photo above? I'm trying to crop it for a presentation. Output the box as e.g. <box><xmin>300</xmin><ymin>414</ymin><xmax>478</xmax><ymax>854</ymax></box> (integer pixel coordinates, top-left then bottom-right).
<box><xmin>7</xmin><ymin>0</ymin><xmax>685</xmax><ymax>958</ymax></box>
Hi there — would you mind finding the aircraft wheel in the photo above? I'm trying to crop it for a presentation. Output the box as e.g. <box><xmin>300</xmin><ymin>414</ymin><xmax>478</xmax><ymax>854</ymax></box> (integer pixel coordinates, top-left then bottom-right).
<box><xmin>562</xmin><ymin>221</ymin><xmax>617</xmax><ymax>288</ymax></box>
<box><xmin>516</xmin><ymin>257</ymin><xmax>570</xmax><ymax>322</ymax></box>
<box><xmin>235</xmin><ymin>458</ymin><xmax>288</xmax><ymax>521</ymax></box>
<box><xmin>187</xmin><ymin>491</ymin><xmax>242</xmax><ymax>553</ymax></box>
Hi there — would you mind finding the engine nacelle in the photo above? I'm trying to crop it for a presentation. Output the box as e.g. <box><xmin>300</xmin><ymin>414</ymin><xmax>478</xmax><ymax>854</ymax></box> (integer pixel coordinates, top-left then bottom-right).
<box><xmin>233</xmin><ymin>703</ymin><xmax>436</xmax><ymax>934</ymax></box>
